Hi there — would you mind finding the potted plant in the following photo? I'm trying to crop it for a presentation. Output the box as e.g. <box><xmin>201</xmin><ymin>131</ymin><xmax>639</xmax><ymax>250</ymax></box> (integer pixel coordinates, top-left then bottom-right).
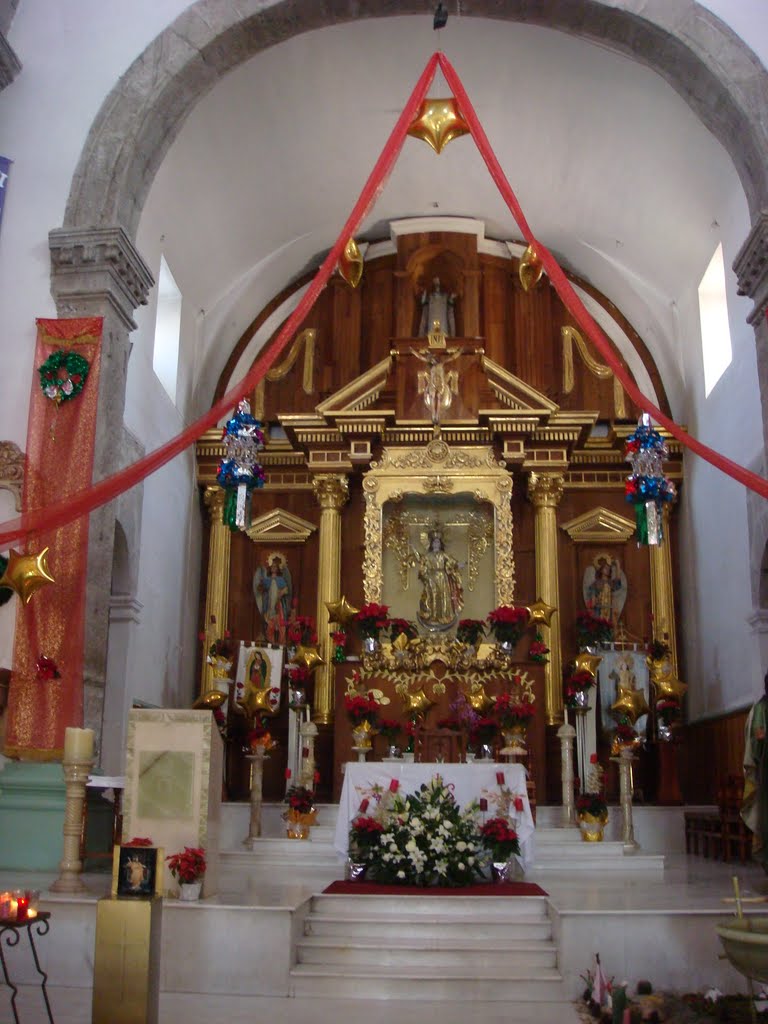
<box><xmin>283</xmin><ymin>784</ymin><xmax>317</xmax><ymax>839</ymax></box>
<box><xmin>528</xmin><ymin>632</ymin><xmax>549</xmax><ymax>663</ymax></box>
<box><xmin>348</xmin><ymin>814</ymin><xmax>385</xmax><ymax>878</ymax></box>
<box><xmin>577</xmin><ymin>756</ymin><xmax>608</xmax><ymax>842</ymax></box>
<box><xmin>493</xmin><ymin>691</ymin><xmax>535</xmax><ymax>754</ymax></box>
<box><xmin>479</xmin><ymin>817</ymin><xmax>521</xmax><ymax>881</ymax></box>
<box><xmin>166</xmin><ymin>846</ymin><xmax>206</xmax><ymax>900</ymax></box>
<box><xmin>389</xmin><ymin>618</ymin><xmax>417</xmax><ymax>643</ymax></box>
<box><xmin>487</xmin><ymin>606</ymin><xmax>529</xmax><ymax>651</ymax></box>
<box><xmin>345</xmin><ymin>690</ymin><xmax>381</xmax><ymax>750</ymax></box>
<box><xmin>575</xmin><ymin>610</ymin><xmax>613</xmax><ymax>650</ymax></box>
<box><xmin>456</xmin><ymin>618</ymin><xmax>486</xmax><ymax>647</ymax></box>
<box><xmin>353</xmin><ymin>603</ymin><xmax>391</xmax><ymax>651</ymax></box>
<box><xmin>246</xmin><ymin>719</ymin><xmax>277</xmax><ymax>754</ymax></box>
<box><xmin>378</xmin><ymin>718</ymin><xmax>401</xmax><ymax>756</ymax></box>
<box><xmin>564</xmin><ymin>668</ymin><xmax>595</xmax><ymax>710</ymax></box>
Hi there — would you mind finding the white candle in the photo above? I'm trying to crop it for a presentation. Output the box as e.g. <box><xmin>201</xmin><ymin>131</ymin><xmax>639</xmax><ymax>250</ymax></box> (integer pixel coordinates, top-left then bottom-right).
<box><xmin>63</xmin><ymin>727</ymin><xmax>94</xmax><ymax>762</ymax></box>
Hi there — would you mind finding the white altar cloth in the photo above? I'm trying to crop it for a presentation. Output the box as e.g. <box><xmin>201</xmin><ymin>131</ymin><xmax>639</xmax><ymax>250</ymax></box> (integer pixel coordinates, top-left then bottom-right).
<box><xmin>334</xmin><ymin>762</ymin><xmax>535</xmax><ymax>869</ymax></box>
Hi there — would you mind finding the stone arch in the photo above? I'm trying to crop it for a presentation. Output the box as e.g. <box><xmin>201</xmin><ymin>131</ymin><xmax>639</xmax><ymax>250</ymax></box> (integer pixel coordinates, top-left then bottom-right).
<box><xmin>63</xmin><ymin>0</ymin><xmax>768</xmax><ymax>240</ymax></box>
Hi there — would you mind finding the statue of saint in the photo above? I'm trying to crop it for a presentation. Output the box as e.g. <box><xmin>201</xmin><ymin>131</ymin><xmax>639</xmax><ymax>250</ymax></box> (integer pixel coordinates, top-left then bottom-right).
<box><xmin>411</xmin><ymin>528</ymin><xmax>464</xmax><ymax>629</ymax></box>
<box><xmin>253</xmin><ymin>553</ymin><xmax>292</xmax><ymax>623</ymax></box>
<box><xmin>419</xmin><ymin>277</ymin><xmax>456</xmax><ymax>337</ymax></box>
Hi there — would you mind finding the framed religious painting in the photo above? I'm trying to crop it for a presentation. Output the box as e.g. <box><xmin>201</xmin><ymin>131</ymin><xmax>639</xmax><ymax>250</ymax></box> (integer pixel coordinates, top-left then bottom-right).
<box><xmin>112</xmin><ymin>844</ymin><xmax>164</xmax><ymax>899</ymax></box>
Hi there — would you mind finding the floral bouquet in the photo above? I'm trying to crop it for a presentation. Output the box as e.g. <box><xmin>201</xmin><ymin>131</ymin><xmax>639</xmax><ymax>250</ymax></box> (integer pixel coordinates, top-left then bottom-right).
<box><xmin>378</xmin><ymin>718</ymin><xmax>401</xmax><ymax>744</ymax></box>
<box><xmin>344</xmin><ymin>691</ymin><xmax>381</xmax><ymax>726</ymax></box>
<box><xmin>528</xmin><ymin>633</ymin><xmax>549</xmax><ymax>664</ymax></box>
<box><xmin>287</xmin><ymin>615</ymin><xmax>317</xmax><ymax>646</ymax></box>
<box><xmin>331</xmin><ymin>629</ymin><xmax>348</xmax><ymax>663</ymax></box>
<box><xmin>655</xmin><ymin>697</ymin><xmax>680</xmax><ymax>725</ymax></box>
<box><xmin>205</xmin><ymin>630</ymin><xmax>236</xmax><ymax>665</ymax></box>
<box><xmin>349</xmin><ymin>815</ymin><xmax>385</xmax><ymax>862</ymax></box>
<box><xmin>487</xmin><ymin>606</ymin><xmax>529</xmax><ymax>647</ymax></box>
<box><xmin>479</xmin><ymin>817</ymin><xmax>520</xmax><ymax>862</ymax></box>
<box><xmin>575</xmin><ymin>610</ymin><xmax>613</xmax><ymax>649</ymax></box>
<box><xmin>612</xmin><ymin>721</ymin><xmax>641</xmax><ymax>754</ymax></box>
<box><xmin>456</xmin><ymin>618</ymin><xmax>486</xmax><ymax>646</ymax></box>
<box><xmin>390</xmin><ymin>618</ymin><xmax>418</xmax><ymax>642</ymax></box>
<box><xmin>166</xmin><ymin>846</ymin><xmax>206</xmax><ymax>884</ymax></box>
<box><xmin>564</xmin><ymin>668</ymin><xmax>595</xmax><ymax>707</ymax></box>
<box><xmin>576</xmin><ymin>792</ymin><xmax>608</xmax><ymax>819</ymax></box>
<box><xmin>362</xmin><ymin>775</ymin><xmax>485</xmax><ymax>886</ymax></box>
<box><xmin>353</xmin><ymin>603</ymin><xmax>391</xmax><ymax>641</ymax></box>
<box><xmin>470</xmin><ymin>716</ymin><xmax>497</xmax><ymax>748</ymax></box>
<box><xmin>284</xmin><ymin>784</ymin><xmax>315</xmax><ymax>815</ymax></box>
<box><xmin>493</xmin><ymin>691</ymin><xmax>535</xmax><ymax>729</ymax></box>
<box><xmin>247</xmin><ymin>719</ymin><xmax>277</xmax><ymax>753</ymax></box>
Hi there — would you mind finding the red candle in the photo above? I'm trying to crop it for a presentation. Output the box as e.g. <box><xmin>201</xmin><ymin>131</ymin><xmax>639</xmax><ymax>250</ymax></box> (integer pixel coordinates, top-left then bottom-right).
<box><xmin>514</xmin><ymin>797</ymin><xmax>524</xmax><ymax>812</ymax></box>
<box><xmin>15</xmin><ymin>896</ymin><xmax>28</xmax><ymax>922</ymax></box>
<box><xmin>389</xmin><ymin>779</ymin><xmax>399</xmax><ymax>793</ymax></box>
<box><xmin>479</xmin><ymin>798</ymin><xmax>488</xmax><ymax>812</ymax></box>
<box><xmin>496</xmin><ymin>771</ymin><xmax>505</xmax><ymax>785</ymax></box>
<box><xmin>359</xmin><ymin>798</ymin><xmax>369</xmax><ymax>813</ymax></box>
<box><xmin>285</xmin><ymin>768</ymin><xmax>292</xmax><ymax>779</ymax></box>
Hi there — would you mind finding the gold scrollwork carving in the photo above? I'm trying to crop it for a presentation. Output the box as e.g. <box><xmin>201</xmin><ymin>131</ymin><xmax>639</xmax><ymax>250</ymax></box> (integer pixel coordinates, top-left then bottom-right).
<box><xmin>0</xmin><ymin>441</ymin><xmax>24</xmax><ymax>511</ymax></box>
<box><xmin>561</xmin><ymin>325</ymin><xmax>627</xmax><ymax>419</ymax></box>
<box><xmin>253</xmin><ymin>328</ymin><xmax>316</xmax><ymax>420</ymax></box>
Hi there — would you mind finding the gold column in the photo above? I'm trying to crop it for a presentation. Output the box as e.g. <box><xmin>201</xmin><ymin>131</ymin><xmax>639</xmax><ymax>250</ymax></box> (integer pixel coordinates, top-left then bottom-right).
<box><xmin>312</xmin><ymin>474</ymin><xmax>349</xmax><ymax>724</ymax></box>
<box><xmin>649</xmin><ymin>503</ymin><xmax>679</xmax><ymax>675</ymax></box>
<box><xmin>527</xmin><ymin>473</ymin><xmax>565</xmax><ymax>725</ymax></box>
<box><xmin>200</xmin><ymin>487</ymin><xmax>231</xmax><ymax>695</ymax></box>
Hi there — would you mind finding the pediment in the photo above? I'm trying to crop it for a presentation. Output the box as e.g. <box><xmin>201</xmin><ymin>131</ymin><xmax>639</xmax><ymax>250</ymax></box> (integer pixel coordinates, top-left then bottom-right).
<box><xmin>560</xmin><ymin>506</ymin><xmax>636</xmax><ymax>543</ymax></box>
<box><xmin>245</xmin><ymin>508</ymin><xmax>317</xmax><ymax>544</ymax></box>
<box><xmin>480</xmin><ymin>357</ymin><xmax>559</xmax><ymax>416</ymax></box>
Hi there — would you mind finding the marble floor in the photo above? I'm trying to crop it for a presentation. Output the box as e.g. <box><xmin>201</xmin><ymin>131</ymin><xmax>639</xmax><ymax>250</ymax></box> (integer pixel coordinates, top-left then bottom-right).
<box><xmin>1</xmin><ymin>854</ymin><xmax>766</xmax><ymax>1023</ymax></box>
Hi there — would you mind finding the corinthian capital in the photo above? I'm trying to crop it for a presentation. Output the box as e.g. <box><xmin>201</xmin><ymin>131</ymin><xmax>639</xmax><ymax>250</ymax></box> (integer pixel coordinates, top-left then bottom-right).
<box><xmin>527</xmin><ymin>473</ymin><xmax>564</xmax><ymax>508</ymax></box>
<box><xmin>313</xmin><ymin>474</ymin><xmax>349</xmax><ymax>511</ymax></box>
<box><xmin>204</xmin><ymin>485</ymin><xmax>226</xmax><ymax>521</ymax></box>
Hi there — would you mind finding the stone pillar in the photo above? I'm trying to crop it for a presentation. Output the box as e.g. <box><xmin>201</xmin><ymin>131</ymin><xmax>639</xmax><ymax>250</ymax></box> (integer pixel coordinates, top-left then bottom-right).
<box><xmin>649</xmin><ymin>503</ymin><xmax>679</xmax><ymax>676</ymax></box>
<box><xmin>201</xmin><ymin>487</ymin><xmax>231</xmax><ymax>696</ymax></box>
<box><xmin>616</xmin><ymin>749</ymin><xmax>639</xmax><ymax>852</ymax></box>
<box><xmin>312</xmin><ymin>474</ymin><xmax>349</xmax><ymax>725</ymax></box>
<box><xmin>557</xmin><ymin>722</ymin><xmax>577</xmax><ymax>827</ymax></box>
<box><xmin>527</xmin><ymin>473</ymin><xmax>565</xmax><ymax>724</ymax></box>
<box><xmin>48</xmin><ymin>226</ymin><xmax>153</xmax><ymax>743</ymax></box>
<box><xmin>734</xmin><ymin>213</ymin><xmax>768</xmax><ymax>456</ymax></box>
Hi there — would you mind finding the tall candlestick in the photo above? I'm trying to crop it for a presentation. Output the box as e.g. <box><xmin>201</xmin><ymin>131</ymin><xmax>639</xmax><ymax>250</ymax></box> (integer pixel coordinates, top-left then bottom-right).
<box><xmin>63</xmin><ymin>727</ymin><xmax>94</xmax><ymax>762</ymax></box>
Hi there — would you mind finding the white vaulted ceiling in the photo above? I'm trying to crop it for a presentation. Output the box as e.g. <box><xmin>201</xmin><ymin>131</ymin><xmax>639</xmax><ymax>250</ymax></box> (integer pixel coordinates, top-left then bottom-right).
<box><xmin>137</xmin><ymin>14</ymin><xmax>747</xmax><ymax>416</ymax></box>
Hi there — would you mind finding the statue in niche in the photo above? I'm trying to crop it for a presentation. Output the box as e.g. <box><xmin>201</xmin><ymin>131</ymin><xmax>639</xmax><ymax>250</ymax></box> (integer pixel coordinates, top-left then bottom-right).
<box><xmin>582</xmin><ymin>553</ymin><xmax>627</xmax><ymax>625</ymax></box>
<box><xmin>418</xmin><ymin>276</ymin><xmax>456</xmax><ymax>337</ymax></box>
<box><xmin>253</xmin><ymin>552</ymin><xmax>292</xmax><ymax>623</ymax></box>
<box><xmin>410</xmin><ymin>525</ymin><xmax>464</xmax><ymax>630</ymax></box>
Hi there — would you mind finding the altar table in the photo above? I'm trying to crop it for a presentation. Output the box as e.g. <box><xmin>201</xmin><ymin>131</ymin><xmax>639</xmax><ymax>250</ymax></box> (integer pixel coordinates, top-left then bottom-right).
<box><xmin>334</xmin><ymin>762</ymin><xmax>535</xmax><ymax>869</ymax></box>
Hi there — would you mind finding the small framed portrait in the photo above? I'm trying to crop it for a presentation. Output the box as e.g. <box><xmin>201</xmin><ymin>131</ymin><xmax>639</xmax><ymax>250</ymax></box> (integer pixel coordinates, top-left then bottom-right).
<box><xmin>112</xmin><ymin>845</ymin><xmax>164</xmax><ymax>898</ymax></box>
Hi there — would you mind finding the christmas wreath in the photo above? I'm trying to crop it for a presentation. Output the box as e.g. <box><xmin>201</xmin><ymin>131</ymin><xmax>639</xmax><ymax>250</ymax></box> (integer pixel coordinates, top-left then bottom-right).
<box><xmin>38</xmin><ymin>350</ymin><xmax>90</xmax><ymax>405</ymax></box>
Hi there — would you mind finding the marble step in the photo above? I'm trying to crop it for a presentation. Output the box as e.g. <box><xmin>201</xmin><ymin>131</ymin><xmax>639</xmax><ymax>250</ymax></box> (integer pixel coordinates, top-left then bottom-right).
<box><xmin>305</xmin><ymin>913</ymin><xmax>553</xmax><ymax>941</ymax></box>
<box><xmin>289</xmin><ymin>964</ymin><xmax>568</xmax><ymax>1001</ymax></box>
<box><xmin>296</xmin><ymin>935</ymin><xmax>558</xmax><ymax>969</ymax></box>
<box><xmin>309</xmin><ymin>893</ymin><xmax>550</xmax><ymax>918</ymax></box>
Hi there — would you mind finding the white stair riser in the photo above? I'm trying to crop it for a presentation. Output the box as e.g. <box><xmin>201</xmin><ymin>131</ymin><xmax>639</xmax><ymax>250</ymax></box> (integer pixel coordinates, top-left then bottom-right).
<box><xmin>296</xmin><ymin>944</ymin><xmax>557</xmax><ymax>969</ymax></box>
<box><xmin>289</xmin><ymin>972</ymin><xmax>566</xmax><ymax>1001</ymax></box>
<box><xmin>305</xmin><ymin>918</ymin><xmax>553</xmax><ymax>941</ymax></box>
<box><xmin>310</xmin><ymin>895</ymin><xmax>549</xmax><ymax>918</ymax></box>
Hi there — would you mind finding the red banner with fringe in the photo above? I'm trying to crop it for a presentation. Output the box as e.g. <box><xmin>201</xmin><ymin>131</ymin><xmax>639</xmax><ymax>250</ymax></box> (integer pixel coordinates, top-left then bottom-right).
<box><xmin>4</xmin><ymin>317</ymin><xmax>102</xmax><ymax>759</ymax></box>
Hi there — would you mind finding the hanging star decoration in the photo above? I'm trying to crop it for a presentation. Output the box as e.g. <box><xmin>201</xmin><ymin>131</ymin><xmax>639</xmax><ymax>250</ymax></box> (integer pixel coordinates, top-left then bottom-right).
<box><xmin>325</xmin><ymin>595</ymin><xmax>360</xmax><ymax>628</ymax></box>
<box><xmin>291</xmin><ymin>644</ymin><xmax>325</xmax><ymax>674</ymax></box>
<box><xmin>192</xmin><ymin>690</ymin><xmax>227</xmax><ymax>710</ymax></box>
<box><xmin>408</xmin><ymin>97</ymin><xmax>470</xmax><ymax>154</ymax></box>
<box><xmin>526</xmin><ymin>598</ymin><xmax>556</xmax><ymax>628</ymax></box>
<box><xmin>462</xmin><ymin>684</ymin><xmax>493</xmax><ymax>713</ymax></box>
<box><xmin>574</xmin><ymin>650</ymin><xmax>603</xmax><ymax>678</ymax></box>
<box><xmin>403</xmin><ymin>688</ymin><xmax>435</xmax><ymax>717</ymax></box>
<box><xmin>338</xmin><ymin>238</ymin><xmax>364</xmax><ymax>288</ymax></box>
<box><xmin>652</xmin><ymin>675</ymin><xmax>688</xmax><ymax>703</ymax></box>
<box><xmin>611</xmin><ymin>686</ymin><xmax>650</xmax><ymax>726</ymax></box>
<box><xmin>0</xmin><ymin>547</ymin><xmax>55</xmax><ymax>604</ymax></box>
<box><xmin>519</xmin><ymin>244</ymin><xmax>544</xmax><ymax>292</ymax></box>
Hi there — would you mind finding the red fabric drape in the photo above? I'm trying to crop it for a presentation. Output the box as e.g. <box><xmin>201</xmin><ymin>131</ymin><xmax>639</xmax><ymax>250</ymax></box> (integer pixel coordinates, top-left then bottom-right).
<box><xmin>4</xmin><ymin>318</ymin><xmax>102</xmax><ymax>758</ymax></box>
<box><xmin>436</xmin><ymin>53</ymin><xmax>768</xmax><ymax>499</ymax></box>
<box><xmin>0</xmin><ymin>49</ymin><xmax>764</xmax><ymax>557</ymax></box>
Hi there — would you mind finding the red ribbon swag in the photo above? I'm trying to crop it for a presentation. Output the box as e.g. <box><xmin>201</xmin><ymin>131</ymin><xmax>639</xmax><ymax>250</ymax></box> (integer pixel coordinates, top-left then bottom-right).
<box><xmin>2</xmin><ymin>51</ymin><xmax>766</xmax><ymax>550</ymax></box>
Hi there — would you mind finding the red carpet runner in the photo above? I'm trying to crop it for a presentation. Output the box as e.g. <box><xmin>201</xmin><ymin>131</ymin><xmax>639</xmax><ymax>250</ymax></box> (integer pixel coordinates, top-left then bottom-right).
<box><xmin>322</xmin><ymin>881</ymin><xmax>548</xmax><ymax>897</ymax></box>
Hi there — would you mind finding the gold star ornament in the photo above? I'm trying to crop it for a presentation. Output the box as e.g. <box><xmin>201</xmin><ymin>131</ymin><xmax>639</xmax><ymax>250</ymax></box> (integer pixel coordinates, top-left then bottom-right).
<box><xmin>291</xmin><ymin>644</ymin><xmax>325</xmax><ymax>673</ymax></box>
<box><xmin>403</xmin><ymin>688</ymin><xmax>435</xmax><ymax>717</ymax></box>
<box><xmin>338</xmin><ymin>238</ymin><xmax>364</xmax><ymax>288</ymax></box>
<box><xmin>574</xmin><ymin>651</ymin><xmax>603</xmax><ymax>678</ymax></box>
<box><xmin>526</xmin><ymin>598</ymin><xmax>556</xmax><ymax>628</ymax></box>
<box><xmin>408</xmin><ymin>98</ymin><xmax>470</xmax><ymax>154</ymax></box>
<box><xmin>0</xmin><ymin>547</ymin><xmax>55</xmax><ymax>604</ymax></box>
<box><xmin>652</xmin><ymin>676</ymin><xmax>688</xmax><ymax>703</ymax></box>
<box><xmin>325</xmin><ymin>595</ymin><xmax>360</xmax><ymax>627</ymax></box>
<box><xmin>611</xmin><ymin>686</ymin><xmax>650</xmax><ymax>726</ymax></box>
<box><xmin>192</xmin><ymin>689</ymin><xmax>227</xmax><ymax>710</ymax></box>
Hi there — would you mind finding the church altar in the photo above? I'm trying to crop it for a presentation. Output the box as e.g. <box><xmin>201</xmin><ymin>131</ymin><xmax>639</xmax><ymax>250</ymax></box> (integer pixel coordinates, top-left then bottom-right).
<box><xmin>334</xmin><ymin>762</ymin><xmax>534</xmax><ymax>868</ymax></box>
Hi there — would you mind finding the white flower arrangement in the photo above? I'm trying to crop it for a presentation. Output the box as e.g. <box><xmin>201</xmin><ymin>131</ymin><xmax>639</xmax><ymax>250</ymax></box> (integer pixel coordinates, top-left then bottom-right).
<box><xmin>351</xmin><ymin>774</ymin><xmax>486</xmax><ymax>886</ymax></box>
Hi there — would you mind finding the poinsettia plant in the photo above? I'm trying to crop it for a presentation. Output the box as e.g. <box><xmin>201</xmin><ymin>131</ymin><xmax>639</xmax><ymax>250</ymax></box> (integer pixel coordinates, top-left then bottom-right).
<box><xmin>575</xmin><ymin>610</ymin><xmax>613</xmax><ymax>649</ymax></box>
<box><xmin>287</xmin><ymin>615</ymin><xmax>316</xmax><ymax>646</ymax></box>
<box><xmin>349</xmin><ymin>815</ymin><xmax>385</xmax><ymax>859</ymax></box>
<box><xmin>344</xmin><ymin>691</ymin><xmax>381</xmax><ymax>726</ymax></box>
<box><xmin>456</xmin><ymin>618</ymin><xmax>486</xmax><ymax>646</ymax></box>
<box><xmin>479</xmin><ymin>817</ymin><xmax>520</xmax><ymax>862</ymax></box>
<box><xmin>487</xmin><ymin>606</ymin><xmax>529</xmax><ymax>646</ymax></box>
<box><xmin>655</xmin><ymin>698</ymin><xmax>680</xmax><ymax>725</ymax></box>
<box><xmin>247</xmin><ymin>719</ymin><xmax>277</xmax><ymax>752</ymax></box>
<box><xmin>166</xmin><ymin>846</ymin><xmax>206</xmax><ymax>884</ymax></box>
<box><xmin>354</xmin><ymin>603</ymin><xmax>391</xmax><ymax>640</ymax></box>
<box><xmin>564</xmin><ymin>668</ymin><xmax>595</xmax><ymax>706</ymax></box>
<box><xmin>206</xmin><ymin>631</ymin><xmax>236</xmax><ymax>663</ymax></box>
<box><xmin>528</xmin><ymin>633</ymin><xmax>549</xmax><ymax>663</ymax></box>
<box><xmin>493</xmin><ymin>691</ymin><xmax>535</xmax><ymax>729</ymax></box>
<box><xmin>389</xmin><ymin>618</ymin><xmax>418</xmax><ymax>642</ymax></box>
<box><xmin>378</xmin><ymin>718</ymin><xmax>401</xmax><ymax>743</ymax></box>
<box><xmin>576</xmin><ymin>792</ymin><xmax>608</xmax><ymax>818</ymax></box>
<box><xmin>284</xmin><ymin>784</ymin><xmax>315</xmax><ymax>815</ymax></box>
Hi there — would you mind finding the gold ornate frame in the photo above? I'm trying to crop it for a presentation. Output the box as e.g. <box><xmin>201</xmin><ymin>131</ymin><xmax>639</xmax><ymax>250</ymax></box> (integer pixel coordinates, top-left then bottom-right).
<box><xmin>362</xmin><ymin>440</ymin><xmax>515</xmax><ymax>605</ymax></box>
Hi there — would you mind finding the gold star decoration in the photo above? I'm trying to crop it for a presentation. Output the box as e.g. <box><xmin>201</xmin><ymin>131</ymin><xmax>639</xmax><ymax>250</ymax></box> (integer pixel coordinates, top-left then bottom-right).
<box><xmin>462</xmin><ymin>685</ymin><xmax>493</xmax><ymax>713</ymax></box>
<box><xmin>526</xmin><ymin>598</ymin><xmax>556</xmax><ymax>628</ymax></box>
<box><xmin>574</xmin><ymin>651</ymin><xmax>603</xmax><ymax>678</ymax></box>
<box><xmin>519</xmin><ymin>244</ymin><xmax>544</xmax><ymax>292</ymax></box>
<box><xmin>652</xmin><ymin>676</ymin><xmax>688</xmax><ymax>703</ymax></box>
<box><xmin>407</xmin><ymin>97</ymin><xmax>470</xmax><ymax>154</ymax></box>
<box><xmin>611</xmin><ymin>686</ymin><xmax>650</xmax><ymax>726</ymax></box>
<box><xmin>0</xmin><ymin>547</ymin><xmax>55</xmax><ymax>604</ymax></box>
<box><xmin>290</xmin><ymin>644</ymin><xmax>325</xmax><ymax>673</ymax></box>
<box><xmin>338</xmin><ymin>238</ymin><xmax>364</xmax><ymax>288</ymax></box>
<box><xmin>192</xmin><ymin>690</ymin><xmax>227</xmax><ymax>710</ymax></box>
<box><xmin>402</xmin><ymin>688</ymin><xmax>435</xmax><ymax>717</ymax></box>
<box><xmin>244</xmin><ymin>686</ymin><xmax>278</xmax><ymax>717</ymax></box>
<box><xmin>325</xmin><ymin>595</ymin><xmax>360</xmax><ymax>627</ymax></box>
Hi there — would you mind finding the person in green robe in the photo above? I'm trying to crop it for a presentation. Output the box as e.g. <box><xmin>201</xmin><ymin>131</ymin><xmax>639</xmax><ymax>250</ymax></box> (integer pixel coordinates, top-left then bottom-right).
<box><xmin>742</xmin><ymin>671</ymin><xmax>768</xmax><ymax>869</ymax></box>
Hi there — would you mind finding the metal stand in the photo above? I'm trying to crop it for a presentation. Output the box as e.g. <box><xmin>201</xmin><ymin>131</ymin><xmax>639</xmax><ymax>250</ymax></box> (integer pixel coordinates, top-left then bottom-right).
<box><xmin>0</xmin><ymin>912</ymin><xmax>54</xmax><ymax>1024</ymax></box>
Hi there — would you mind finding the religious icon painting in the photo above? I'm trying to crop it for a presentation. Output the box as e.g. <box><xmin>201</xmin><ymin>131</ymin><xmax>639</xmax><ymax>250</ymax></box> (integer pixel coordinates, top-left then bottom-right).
<box><xmin>581</xmin><ymin>552</ymin><xmax>627</xmax><ymax>625</ymax></box>
<box><xmin>235</xmin><ymin>643</ymin><xmax>284</xmax><ymax>715</ymax></box>
<box><xmin>113</xmin><ymin>845</ymin><xmax>163</xmax><ymax>899</ymax></box>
